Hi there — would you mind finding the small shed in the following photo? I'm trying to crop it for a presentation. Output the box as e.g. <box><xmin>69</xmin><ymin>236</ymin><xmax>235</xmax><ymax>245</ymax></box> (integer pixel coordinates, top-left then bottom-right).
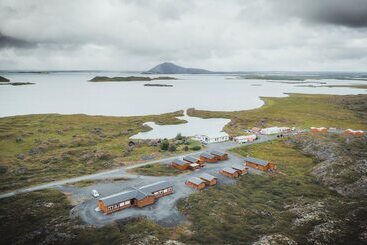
<box><xmin>220</xmin><ymin>167</ymin><xmax>239</xmax><ymax>178</ymax></box>
<box><xmin>186</xmin><ymin>177</ymin><xmax>206</xmax><ymax>190</ymax></box>
<box><xmin>199</xmin><ymin>173</ymin><xmax>217</xmax><ymax>186</ymax></box>
<box><xmin>189</xmin><ymin>163</ymin><xmax>201</xmax><ymax>170</ymax></box>
<box><xmin>172</xmin><ymin>159</ymin><xmax>189</xmax><ymax>170</ymax></box>
<box><xmin>209</xmin><ymin>150</ymin><xmax>228</xmax><ymax>161</ymax></box>
<box><xmin>231</xmin><ymin>164</ymin><xmax>248</xmax><ymax>175</ymax></box>
<box><xmin>311</xmin><ymin>127</ymin><xmax>328</xmax><ymax>133</ymax></box>
<box><xmin>200</xmin><ymin>152</ymin><xmax>218</xmax><ymax>163</ymax></box>
<box><xmin>244</xmin><ymin>157</ymin><xmax>276</xmax><ymax>171</ymax></box>
<box><xmin>344</xmin><ymin>129</ymin><xmax>364</xmax><ymax>137</ymax></box>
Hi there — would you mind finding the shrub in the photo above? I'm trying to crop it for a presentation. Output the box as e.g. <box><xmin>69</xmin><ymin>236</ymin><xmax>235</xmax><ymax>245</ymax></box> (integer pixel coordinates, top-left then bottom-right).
<box><xmin>184</xmin><ymin>146</ymin><xmax>189</xmax><ymax>151</ymax></box>
<box><xmin>168</xmin><ymin>144</ymin><xmax>177</xmax><ymax>152</ymax></box>
<box><xmin>175</xmin><ymin>133</ymin><xmax>183</xmax><ymax>140</ymax></box>
<box><xmin>160</xmin><ymin>140</ymin><xmax>169</xmax><ymax>151</ymax></box>
<box><xmin>191</xmin><ymin>145</ymin><xmax>201</xmax><ymax>151</ymax></box>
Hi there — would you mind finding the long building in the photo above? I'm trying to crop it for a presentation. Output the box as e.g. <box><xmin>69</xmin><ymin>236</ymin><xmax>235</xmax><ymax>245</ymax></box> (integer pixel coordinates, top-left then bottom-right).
<box><xmin>98</xmin><ymin>181</ymin><xmax>173</xmax><ymax>214</ymax></box>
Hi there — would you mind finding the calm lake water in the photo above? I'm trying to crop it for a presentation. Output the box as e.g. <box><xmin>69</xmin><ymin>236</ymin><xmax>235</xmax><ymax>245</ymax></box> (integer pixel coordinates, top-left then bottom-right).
<box><xmin>1</xmin><ymin>72</ymin><xmax>366</xmax><ymax>139</ymax></box>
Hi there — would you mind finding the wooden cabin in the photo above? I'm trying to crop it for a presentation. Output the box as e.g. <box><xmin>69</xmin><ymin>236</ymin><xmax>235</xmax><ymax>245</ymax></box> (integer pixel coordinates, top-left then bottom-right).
<box><xmin>171</xmin><ymin>159</ymin><xmax>189</xmax><ymax>170</ymax></box>
<box><xmin>139</xmin><ymin>180</ymin><xmax>174</xmax><ymax>198</ymax></box>
<box><xmin>186</xmin><ymin>177</ymin><xmax>206</xmax><ymax>190</ymax></box>
<box><xmin>199</xmin><ymin>152</ymin><xmax>218</xmax><ymax>163</ymax></box>
<box><xmin>98</xmin><ymin>180</ymin><xmax>174</xmax><ymax>214</ymax></box>
<box><xmin>183</xmin><ymin>155</ymin><xmax>204</xmax><ymax>165</ymax></box>
<box><xmin>231</xmin><ymin>164</ymin><xmax>248</xmax><ymax>175</ymax></box>
<box><xmin>344</xmin><ymin>129</ymin><xmax>364</xmax><ymax>137</ymax></box>
<box><xmin>199</xmin><ymin>173</ymin><xmax>217</xmax><ymax>186</ymax></box>
<box><xmin>311</xmin><ymin>127</ymin><xmax>328</xmax><ymax>133</ymax></box>
<box><xmin>209</xmin><ymin>150</ymin><xmax>228</xmax><ymax>161</ymax></box>
<box><xmin>244</xmin><ymin>157</ymin><xmax>276</xmax><ymax>171</ymax></box>
<box><xmin>220</xmin><ymin>167</ymin><xmax>239</xmax><ymax>178</ymax></box>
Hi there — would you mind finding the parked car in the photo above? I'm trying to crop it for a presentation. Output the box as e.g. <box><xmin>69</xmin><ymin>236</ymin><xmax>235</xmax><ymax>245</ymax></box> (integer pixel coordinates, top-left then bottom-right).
<box><xmin>91</xmin><ymin>189</ymin><xmax>100</xmax><ymax>198</ymax></box>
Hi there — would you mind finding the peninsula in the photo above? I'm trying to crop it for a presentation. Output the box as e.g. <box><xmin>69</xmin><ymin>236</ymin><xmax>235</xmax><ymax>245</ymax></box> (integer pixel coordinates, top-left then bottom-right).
<box><xmin>89</xmin><ymin>76</ymin><xmax>177</xmax><ymax>82</ymax></box>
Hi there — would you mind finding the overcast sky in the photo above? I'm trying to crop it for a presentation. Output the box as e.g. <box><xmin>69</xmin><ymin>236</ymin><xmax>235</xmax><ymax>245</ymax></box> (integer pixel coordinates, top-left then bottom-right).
<box><xmin>0</xmin><ymin>0</ymin><xmax>367</xmax><ymax>71</ymax></box>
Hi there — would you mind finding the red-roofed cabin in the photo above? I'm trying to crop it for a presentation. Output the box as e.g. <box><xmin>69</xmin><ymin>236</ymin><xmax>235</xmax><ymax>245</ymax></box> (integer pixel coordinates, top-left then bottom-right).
<box><xmin>171</xmin><ymin>159</ymin><xmax>189</xmax><ymax>170</ymax></box>
<box><xmin>231</xmin><ymin>165</ymin><xmax>248</xmax><ymax>175</ymax></box>
<box><xmin>220</xmin><ymin>167</ymin><xmax>239</xmax><ymax>178</ymax></box>
<box><xmin>199</xmin><ymin>173</ymin><xmax>218</xmax><ymax>186</ymax></box>
<box><xmin>344</xmin><ymin>129</ymin><xmax>364</xmax><ymax>137</ymax></box>
<box><xmin>244</xmin><ymin>157</ymin><xmax>276</xmax><ymax>171</ymax></box>
<box><xmin>200</xmin><ymin>152</ymin><xmax>218</xmax><ymax>163</ymax></box>
<box><xmin>185</xmin><ymin>177</ymin><xmax>206</xmax><ymax>190</ymax></box>
<box><xmin>311</xmin><ymin>127</ymin><xmax>328</xmax><ymax>133</ymax></box>
<box><xmin>209</xmin><ymin>150</ymin><xmax>228</xmax><ymax>161</ymax></box>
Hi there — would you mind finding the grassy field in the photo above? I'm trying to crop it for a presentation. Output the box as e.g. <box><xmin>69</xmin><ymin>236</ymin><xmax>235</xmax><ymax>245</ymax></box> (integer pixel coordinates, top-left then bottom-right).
<box><xmin>0</xmin><ymin>111</ymin><xmax>197</xmax><ymax>192</ymax></box>
<box><xmin>128</xmin><ymin>163</ymin><xmax>184</xmax><ymax>176</ymax></box>
<box><xmin>187</xmin><ymin>94</ymin><xmax>367</xmax><ymax>136</ymax></box>
<box><xmin>1</xmin><ymin>134</ymin><xmax>366</xmax><ymax>244</ymax></box>
<box><xmin>177</xmin><ymin>138</ymin><xmax>367</xmax><ymax>244</ymax></box>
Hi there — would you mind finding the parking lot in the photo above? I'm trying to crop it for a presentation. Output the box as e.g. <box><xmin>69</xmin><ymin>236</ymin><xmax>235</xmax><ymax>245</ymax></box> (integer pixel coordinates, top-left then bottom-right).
<box><xmin>63</xmin><ymin>150</ymin><xmax>264</xmax><ymax>227</ymax></box>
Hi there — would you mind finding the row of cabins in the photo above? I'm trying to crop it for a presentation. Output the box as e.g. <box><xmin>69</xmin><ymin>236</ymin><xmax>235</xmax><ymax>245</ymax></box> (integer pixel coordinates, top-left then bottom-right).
<box><xmin>98</xmin><ymin>180</ymin><xmax>173</xmax><ymax>214</ymax></box>
<box><xmin>311</xmin><ymin>127</ymin><xmax>365</xmax><ymax>136</ymax></box>
<box><xmin>251</xmin><ymin>127</ymin><xmax>293</xmax><ymax>135</ymax></box>
<box><xmin>172</xmin><ymin>150</ymin><xmax>228</xmax><ymax>170</ymax></box>
<box><xmin>186</xmin><ymin>173</ymin><xmax>218</xmax><ymax>190</ymax></box>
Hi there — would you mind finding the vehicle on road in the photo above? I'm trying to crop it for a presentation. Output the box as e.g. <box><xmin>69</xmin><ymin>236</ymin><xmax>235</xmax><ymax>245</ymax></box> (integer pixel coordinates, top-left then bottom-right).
<box><xmin>91</xmin><ymin>190</ymin><xmax>100</xmax><ymax>198</ymax></box>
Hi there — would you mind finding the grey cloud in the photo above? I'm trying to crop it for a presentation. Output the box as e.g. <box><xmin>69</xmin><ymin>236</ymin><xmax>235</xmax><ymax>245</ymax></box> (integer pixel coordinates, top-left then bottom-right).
<box><xmin>274</xmin><ymin>0</ymin><xmax>367</xmax><ymax>28</ymax></box>
<box><xmin>0</xmin><ymin>32</ymin><xmax>34</xmax><ymax>48</ymax></box>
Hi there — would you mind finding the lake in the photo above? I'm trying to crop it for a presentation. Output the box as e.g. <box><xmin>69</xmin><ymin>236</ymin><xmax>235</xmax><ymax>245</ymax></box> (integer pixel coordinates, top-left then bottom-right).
<box><xmin>0</xmin><ymin>72</ymin><xmax>366</xmax><ymax>118</ymax></box>
<box><xmin>1</xmin><ymin>72</ymin><xmax>366</xmax><ymax>139</ymax></box>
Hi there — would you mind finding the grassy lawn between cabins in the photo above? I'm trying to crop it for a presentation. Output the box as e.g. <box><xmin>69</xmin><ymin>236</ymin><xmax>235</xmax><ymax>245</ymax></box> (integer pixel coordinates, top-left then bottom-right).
<box><xmin>128</xmin><ymin>163</ymin><xmax>184</xmax><ymax>176</ymax></box>
<box><xmin>187</xmin><ymin>93</ymin><xmax>367</xmax><ymax>136</ymax></box>
<box><xmin>1</xmin><ymin>135</ymin><xmax>366</xmax><ymax>244</ymax></box>
<box><xmin>0</xmin><ymin>111</ymin><xmax>197</xmax><ymax>192</ymax></box>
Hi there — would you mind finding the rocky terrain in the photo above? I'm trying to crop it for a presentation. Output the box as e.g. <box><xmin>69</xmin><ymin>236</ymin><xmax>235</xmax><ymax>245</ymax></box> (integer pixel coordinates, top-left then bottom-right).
<box><xmin>288</xmin><ymin>133</ymin><xmax>367</xmax><ymax>197</ymax></box>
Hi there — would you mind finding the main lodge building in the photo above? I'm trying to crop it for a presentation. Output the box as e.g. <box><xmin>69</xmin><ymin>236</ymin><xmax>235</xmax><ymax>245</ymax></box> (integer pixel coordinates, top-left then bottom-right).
<box><xmin>98</xmin><ymin>180</ymin><xmax>173</xmax><ymax>214</ymax></box>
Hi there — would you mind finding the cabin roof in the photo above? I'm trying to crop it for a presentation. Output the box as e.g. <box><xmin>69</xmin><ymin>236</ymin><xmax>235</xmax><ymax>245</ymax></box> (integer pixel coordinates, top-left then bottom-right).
<box><xmin>232</xmin><ymin>164</ymin><xmax>246</xmax><ymax>171</ymax></box>
<box><xmin>183</xmin><ymin>155</ymin><xmax>199</xmax><ymax>162</ymax></box>
<box><xmin>222</xmin><ymin>167</ymin><xmax>237</xmax><ymax>174</ymax></box>
<box><xmin>244</xmin><ymin>157</ymin><xmax>269</xmax><ymax>166</ymax></box>
<box><xmin>100</xmin><ymin>189</ymin><xmax>138</xmax><ymax>206</ymax></box>
<box><xmin>172</xmin><ymin>158</ymin><xmax>187</xmax><ymax>166</ymax></box>
<box><xmin>100</xmin><ymin>180</ymin><xmax>173</xmax><ymax>206</ymax></box>
<box><xmin>187</xmin><ymin>177</ymin><xmax>205</xmax><ymax>185</ymax></box>
<box><xmin>139</xmin><ymin>180</ymin><xmax>173</xmax><ymax>194</ymax></box>
<box><xmin>200</xmin><ymin>173</ymin><xmax>216</xmax><ymax>181</ymax></box>
<box><xmin>209</xmin><ymin>150</ymin><xmax>226</xmax><ymax>156</ymax></box>
<box><xmin>200</xmin><ymin>152</ymin><xmax>216</xmax><ymax>159</ymax></box>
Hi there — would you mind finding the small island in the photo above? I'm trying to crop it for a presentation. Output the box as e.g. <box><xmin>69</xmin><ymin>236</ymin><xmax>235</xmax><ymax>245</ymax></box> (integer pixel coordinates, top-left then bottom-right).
<box><xmin>89</xmin><ymin>76</ymin><xmax>177</xmax><ymax>82</ymax></box>
<box><xmin>0</xmin><ymin>75</ymin><xmax>10</xmax><ymax>82</ymax></box>
<box><xmin>144</xmin><ymin>83</ymin><xmax>173</xmax><ymax>87</ymax></box>
<box><xmin>0</xmin><ymin>75</ymin><xmax>35</xmax><ymax>86</ymax></box>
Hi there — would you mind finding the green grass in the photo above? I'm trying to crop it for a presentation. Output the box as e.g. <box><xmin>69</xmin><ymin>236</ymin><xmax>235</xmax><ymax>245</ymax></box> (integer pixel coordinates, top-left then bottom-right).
<box><xmin>0</xmin><ymin>111</ymin><xmax>191</xmax><ymax>192</ymax></box>
<box><xmin>129</xmin><ymin>163</ymin><xmax>184</xmax><ymax>176</ymax></box>
<box><xmin>176</xmin><ymin>139</ymin><xmax>367</xmax><ymax>244</ymax></box>
<box><xmin>187</xmin><ymin>94</ymin><xmax>367</xmax><ymax>136</ymax></box>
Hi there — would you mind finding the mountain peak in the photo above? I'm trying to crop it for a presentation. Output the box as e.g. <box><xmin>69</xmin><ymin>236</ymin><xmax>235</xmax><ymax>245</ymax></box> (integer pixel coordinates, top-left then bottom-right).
<box><xmin>144</xmin><ymin>62</ymin><xmax>213</xmax><ymax>74</ymax></box>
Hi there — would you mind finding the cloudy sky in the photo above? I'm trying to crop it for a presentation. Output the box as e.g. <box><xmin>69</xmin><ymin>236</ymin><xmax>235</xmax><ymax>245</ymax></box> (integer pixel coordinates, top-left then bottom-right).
<box><xmin>0</xmin><ymin>0</ymin><xmax>366</xmax><ymax>71</ymax></box>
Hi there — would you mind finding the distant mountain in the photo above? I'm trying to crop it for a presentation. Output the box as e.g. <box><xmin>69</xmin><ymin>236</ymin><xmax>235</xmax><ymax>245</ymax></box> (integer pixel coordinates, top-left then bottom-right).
<box><xmin>0</xmin><ymin>75</ymin><xmax>10</xmax><ymax>82</ymax></box>
<box><xmin>144</xmin><ymin>62</ymin><xmax>213</xmax><ymax>74</ymax></box>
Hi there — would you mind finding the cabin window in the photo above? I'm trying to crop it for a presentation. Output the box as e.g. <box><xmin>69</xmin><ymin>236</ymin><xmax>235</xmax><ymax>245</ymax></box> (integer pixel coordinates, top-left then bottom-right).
<box><xmin>120</xmin><ymin>202</ymin><xmax>124</xmax><ymax>207</ymax></box>
<box><xmin>163</xmin><ymin>189</ymin><xmax>168</xmax><ymax>193</ymax></box>
<box><xmin>168</xmin><ymin>187</ymin><xmax>173</xmax><ymax>191</ymax></box>
<box><xmin>108</xmin><ymin>206</ymin><xmax>113</xmax><ymax>210</ymax></box>
<box><xmin>124</xmin><ymin>201</ymin><xmax>130</xmax><ymax>205</ymax></box>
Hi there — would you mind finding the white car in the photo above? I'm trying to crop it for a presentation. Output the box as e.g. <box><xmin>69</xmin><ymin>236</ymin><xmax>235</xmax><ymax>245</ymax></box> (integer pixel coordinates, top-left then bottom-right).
<box><xmin>91</xmin><ymin>190</ymin><xmax>100</xmax><ymax>198</ymax></box>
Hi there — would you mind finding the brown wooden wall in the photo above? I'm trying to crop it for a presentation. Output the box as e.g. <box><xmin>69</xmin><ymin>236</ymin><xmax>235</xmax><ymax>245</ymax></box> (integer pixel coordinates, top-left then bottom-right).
<box><xmin>172</xmin><ymin>163</ymin><xmax>189</xmax><ymax>170</ymax></box>
<box><xmin>136</xmin><ymin>196</ymin><xmax>155</xmax><ymax>208</ymax></box>
<box><xmin>200</xmin><ymin>156</ymin><xmax>218</xmax><ymax>163</ymax></box>
<box><xmin>220</xmin><ymin>170</ymin><xmax>238</xmax><ymax>178</ymax></box>
<box><xmin>186</xmin><ymin>181</ymin><xmax>206</xmax><ymax>190</ymax></box>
